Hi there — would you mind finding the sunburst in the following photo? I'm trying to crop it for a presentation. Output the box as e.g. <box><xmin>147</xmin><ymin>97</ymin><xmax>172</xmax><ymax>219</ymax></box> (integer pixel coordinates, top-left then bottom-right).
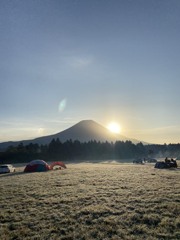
<box><xmin>107</xmin><ymin>122</ymin><xmax>121</xmax><ymax>134</ymax></box>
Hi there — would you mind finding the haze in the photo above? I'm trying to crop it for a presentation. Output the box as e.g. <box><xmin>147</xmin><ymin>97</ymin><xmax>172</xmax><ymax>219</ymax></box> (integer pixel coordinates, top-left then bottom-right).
<box><xmin>0</xmin><ymin>0</ymin><xmax>180</xmax><ymax>144</ymax></box>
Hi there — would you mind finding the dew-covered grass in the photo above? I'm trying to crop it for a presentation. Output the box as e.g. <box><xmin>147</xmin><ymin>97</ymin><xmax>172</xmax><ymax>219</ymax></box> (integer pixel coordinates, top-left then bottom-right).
<box><xmin>0</xmin><ymin>162</ymin><xmax>180</xmax><ymax>239</ymax></box>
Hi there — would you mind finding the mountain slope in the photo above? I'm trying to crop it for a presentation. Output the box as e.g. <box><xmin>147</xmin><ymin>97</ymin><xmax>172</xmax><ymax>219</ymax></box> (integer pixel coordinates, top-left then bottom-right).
<box><xmin>0</xmin><ymin>120</ymin><xmax>145</xmax><ymax>150</ymax></box>
<box><xmin>50</xmin><ymin>120</ymin><xmax>128</xmax><ymax>143</ymax></box>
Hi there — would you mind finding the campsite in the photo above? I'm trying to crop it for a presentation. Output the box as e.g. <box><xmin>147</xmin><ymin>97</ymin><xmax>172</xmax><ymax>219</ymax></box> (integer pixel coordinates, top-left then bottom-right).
<box><xmin>1</xmin><ymin>0</ymin><xmax>180</xmax><ymax>239</ymax></box>
<box><xmin>0</xmin><ymin>160</ymin><xmax>180</xmax><ymax>240</ymax></box>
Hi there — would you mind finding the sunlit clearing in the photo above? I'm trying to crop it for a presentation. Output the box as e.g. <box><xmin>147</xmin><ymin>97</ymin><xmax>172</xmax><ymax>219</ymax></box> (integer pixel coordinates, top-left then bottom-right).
<box><xmin>107</xmin><ymin>122</ymin><xmax>121</xmax><ymax>134</ymax></box>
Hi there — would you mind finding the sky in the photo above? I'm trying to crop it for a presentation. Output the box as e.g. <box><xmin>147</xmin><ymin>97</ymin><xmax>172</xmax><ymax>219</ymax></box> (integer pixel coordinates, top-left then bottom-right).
<box><xmin>0</xmin><ymin>0</ymin><xmax>180</xmax><ymax>144</ymax></box>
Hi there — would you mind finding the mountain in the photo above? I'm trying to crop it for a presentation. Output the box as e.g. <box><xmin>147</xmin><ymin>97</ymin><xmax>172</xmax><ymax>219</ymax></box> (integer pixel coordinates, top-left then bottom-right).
<box><xmin>0</xmin><ymin>120</ymin><xmax>145</xmax><ymax>150</ymax></box>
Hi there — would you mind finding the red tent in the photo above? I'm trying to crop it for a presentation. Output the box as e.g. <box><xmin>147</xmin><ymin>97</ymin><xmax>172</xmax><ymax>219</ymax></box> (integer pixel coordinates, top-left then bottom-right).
<box><xmin>49</xmin><ymin>161</ymin><xmax>66</xmax><ymax>170</ymax></box>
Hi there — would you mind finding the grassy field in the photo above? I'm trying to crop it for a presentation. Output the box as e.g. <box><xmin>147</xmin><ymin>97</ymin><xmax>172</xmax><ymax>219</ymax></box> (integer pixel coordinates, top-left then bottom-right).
<box><xmin>0</xmin><ymin>161</ymin><xmax>180</xmax><ymax>240</ymax></box>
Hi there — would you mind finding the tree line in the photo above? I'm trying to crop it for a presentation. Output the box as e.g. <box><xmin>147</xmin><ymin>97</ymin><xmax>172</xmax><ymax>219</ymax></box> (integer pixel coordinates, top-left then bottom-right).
<box><xmin>0</xmin><ymin>139</ymin><xmax>180</xmax><ymax>164</ymax></box>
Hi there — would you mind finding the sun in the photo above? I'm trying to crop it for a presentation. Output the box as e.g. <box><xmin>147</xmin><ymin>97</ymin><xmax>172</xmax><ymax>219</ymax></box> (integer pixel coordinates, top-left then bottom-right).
<box><xmin>107</xmin><ymin>122</ymin><xmax>121</xmax><ymax>134</ymax></box>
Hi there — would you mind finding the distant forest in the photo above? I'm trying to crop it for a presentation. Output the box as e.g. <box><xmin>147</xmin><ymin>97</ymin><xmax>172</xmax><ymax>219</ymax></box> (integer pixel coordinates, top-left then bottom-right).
<box><xmin>0</xmin><ymin>138</ymin><xmax>180</xmax><ymax>164</ymax></box>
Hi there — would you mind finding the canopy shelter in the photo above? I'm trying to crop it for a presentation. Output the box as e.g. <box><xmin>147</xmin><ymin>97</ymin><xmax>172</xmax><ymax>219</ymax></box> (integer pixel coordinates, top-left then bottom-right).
<box><xmin>49</xmin><ymin>161</ymin><xmax>66</xmax><ymax>170</ymax></box>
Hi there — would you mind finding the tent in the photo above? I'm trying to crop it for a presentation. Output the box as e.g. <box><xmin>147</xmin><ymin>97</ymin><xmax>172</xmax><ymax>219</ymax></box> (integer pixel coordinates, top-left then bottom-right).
<box><xmin>24</xmin><ymin>159</ymin><xmax>50</xmax><ymax>172</ymax></box>
<box><xmin>155</xmin><ymin>160</ymin><xmax>177</xmax><ymax>169</ymax></box>
<box><xmin>154</xmin><ymin>161</ymin><xmax>168</xmax><ymax>169</ymax></box>
<box><xmin>49</xmin><ymin>161</ymin><xmax>67</xmax><ymax>170</ymax></box>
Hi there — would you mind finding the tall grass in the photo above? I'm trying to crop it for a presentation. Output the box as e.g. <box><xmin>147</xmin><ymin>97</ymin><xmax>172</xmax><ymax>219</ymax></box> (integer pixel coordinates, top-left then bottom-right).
<box><xmin>0</xmin><ymin>162</ymin><xmax>180</xmax><ymax>239</ymax></box>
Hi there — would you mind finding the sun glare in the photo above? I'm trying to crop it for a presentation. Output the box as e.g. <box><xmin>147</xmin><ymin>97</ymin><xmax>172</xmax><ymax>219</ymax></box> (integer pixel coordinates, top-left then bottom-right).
<box><xmin>38</xmin><ymin>128</ymin><xmax>44</xmax><ymax>135</ymax></box>
<box><xmin>107</xmin><ymin>122</ymin><xmax>121</xmax><ymax>134</ymax></box>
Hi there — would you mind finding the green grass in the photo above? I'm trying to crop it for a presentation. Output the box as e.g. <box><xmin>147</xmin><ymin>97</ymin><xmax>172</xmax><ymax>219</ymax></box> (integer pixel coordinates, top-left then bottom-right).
<box><xmin>0</xmin><ymin>162</ymin><xmax>180</xmax><ymax>239</ymax></box>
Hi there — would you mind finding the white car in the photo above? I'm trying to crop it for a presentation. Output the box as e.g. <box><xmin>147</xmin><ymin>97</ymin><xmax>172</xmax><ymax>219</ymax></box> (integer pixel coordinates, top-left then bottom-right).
<box><xmin>0</xmin><ymin>164</ymin><xmax>16</xmax><ymax>174</ymax></box>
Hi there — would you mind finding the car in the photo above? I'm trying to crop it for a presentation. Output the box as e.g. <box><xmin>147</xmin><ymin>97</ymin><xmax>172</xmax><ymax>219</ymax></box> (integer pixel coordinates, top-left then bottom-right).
<box><xmin>0</xmin><ymin>164</ymin><xmax>16</xmax><ymax>174</ymax></box>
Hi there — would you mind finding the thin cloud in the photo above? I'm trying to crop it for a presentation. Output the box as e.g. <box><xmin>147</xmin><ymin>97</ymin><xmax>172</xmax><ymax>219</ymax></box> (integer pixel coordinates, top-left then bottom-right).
<box><xmin>147</xmin><ymin>125</ymin><xmax>180</xmax><ymax>133</ymax></box>
<box><xmin>67</xmin><ymin>56</ymin><xmax>93</xmax><ymax>69</ymax></box>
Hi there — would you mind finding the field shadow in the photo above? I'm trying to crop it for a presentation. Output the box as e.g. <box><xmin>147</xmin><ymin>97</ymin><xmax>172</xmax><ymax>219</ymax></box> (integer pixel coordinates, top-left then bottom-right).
<box><xmin>167</xmin><ymin>167</ymin><xmax>180</xmax><ymax>171</ymax></box>
<box><xmin>0</xmin><ymin>169</ymin><xmax>61</xmax><ymax>178</ymax></box>
<box><xmin>155</xmin><ymin>167</ymin><xmax>180</xmax><ymax>172</ymax></box>
<box><xmin>0</xmin><ymin>171</ymin><xmax>27</xmax><ymax>178</ymax></box>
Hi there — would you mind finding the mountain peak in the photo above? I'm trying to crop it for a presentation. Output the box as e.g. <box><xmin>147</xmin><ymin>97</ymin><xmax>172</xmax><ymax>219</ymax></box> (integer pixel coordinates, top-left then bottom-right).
<box><xmin>0</xmin><ymin>119</ymin><xmax>145</xmax><ymax>150</ymax></box>
<box><xmin>51</xmin><ymin>119</ymin><xmax>137</xmax><ymax>143</ymax></box>
<box><xmin>74</xmin><ymin>119</ymin><xmax>104</xmax><ymax>129</ymax></box>
<box><xmin>75</xmin><ymin>119</ymin><xmax>100</xmax><ymax>126</ymax></box>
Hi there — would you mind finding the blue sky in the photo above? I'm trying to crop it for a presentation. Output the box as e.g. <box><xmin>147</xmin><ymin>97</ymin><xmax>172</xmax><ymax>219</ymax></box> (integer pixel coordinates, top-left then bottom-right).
<box><xmin>0</xmin><ymin>0</ymin><xmax>180</xmax><ymax>144</ymax></box>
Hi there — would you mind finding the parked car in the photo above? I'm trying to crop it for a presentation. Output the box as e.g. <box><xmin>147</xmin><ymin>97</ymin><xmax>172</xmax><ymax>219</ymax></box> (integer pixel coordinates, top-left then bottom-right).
<box><xmin>133</xmin><ymin>159</ymin><xmax>144</xmax><ymax>164</ymax></box>
<box><xmin>0</xmin><ymin>164</ymin><xmax>16</xmax><ymax>174</ymax></box>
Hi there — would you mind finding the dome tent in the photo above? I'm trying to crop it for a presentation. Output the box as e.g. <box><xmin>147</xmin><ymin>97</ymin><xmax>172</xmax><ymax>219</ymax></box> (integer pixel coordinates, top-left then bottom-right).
<box><xmin>49</xmin><ymin>161</ymin><xmax>66</xmax><ymax>170</ymax></box>
<box><xmin>24</xmin><ymin>160</ymin><xmax>50</xmax><ymax>172</ymax></box>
